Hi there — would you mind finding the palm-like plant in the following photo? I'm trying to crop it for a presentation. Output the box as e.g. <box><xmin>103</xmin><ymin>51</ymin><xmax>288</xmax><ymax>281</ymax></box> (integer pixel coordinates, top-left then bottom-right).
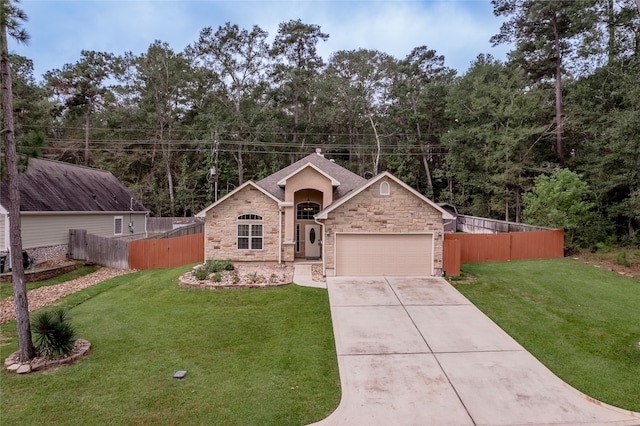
<box><xmin>31</xmin><ymin>309</ymin><xmax>77</xmax><ymax>359</ymax></box>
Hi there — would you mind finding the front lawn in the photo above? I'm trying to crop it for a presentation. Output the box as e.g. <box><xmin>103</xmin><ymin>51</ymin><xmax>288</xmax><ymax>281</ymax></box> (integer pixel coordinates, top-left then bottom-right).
<box><xmin>454</xmin><ymin>259</ymin><xmax>640</xmax><ymax>412</ymax></box>
<box><xmin>0</xmin><ymin>266</ymin><xmax>340</xmax><ymax>425</ymax></box>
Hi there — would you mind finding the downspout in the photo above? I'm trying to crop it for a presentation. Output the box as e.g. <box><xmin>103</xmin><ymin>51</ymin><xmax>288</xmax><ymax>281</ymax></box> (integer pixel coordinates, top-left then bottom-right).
<box><xmin>277</xmin><ymin>201</ymin><xmax>293</xmax><ymax>265</ymax></box>
<box><xmin>314</xmin><ymin>217</ymin><xmax>325</xmax><ymax>277</ymax></box>
<box><xmin>278</xmin><ymin>206</ymin><xmax>283</xmax><ymax>264</ymax></box>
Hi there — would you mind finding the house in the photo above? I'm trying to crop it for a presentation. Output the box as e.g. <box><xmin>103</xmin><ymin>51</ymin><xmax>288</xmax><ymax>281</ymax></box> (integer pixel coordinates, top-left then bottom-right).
<box><xmin>0</xmin><ymin>158</ymin><xmax>148</xmax><ymax>263</ymax></box>
<box><xmin>197</xmin><ymin>149</ymin><xmax>454</xmax><ymax>277</ymax></box>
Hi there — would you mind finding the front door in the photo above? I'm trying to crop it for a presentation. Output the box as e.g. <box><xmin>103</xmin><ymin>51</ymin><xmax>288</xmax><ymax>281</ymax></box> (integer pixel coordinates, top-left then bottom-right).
<box><xmin>305</xmin><ymin>225</ymin><xmax>321</xmax><ymax>258</ymax></box>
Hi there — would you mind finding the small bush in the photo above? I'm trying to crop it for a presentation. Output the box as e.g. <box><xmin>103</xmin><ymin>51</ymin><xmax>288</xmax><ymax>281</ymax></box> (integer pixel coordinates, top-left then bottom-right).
<box><xmin>194</xmin><ymin>268</ymin><xmax>209</xmax><ymax>280</ymax></box>
<box><xmin>615</xmin><ymin>251</ymin><xmax>630</xmax><ymax>267</ymax></box>
<box><xmin>203</xmin><ymin>259</ymin><xmax>234</xmax><ymax>273</ymax></box>
<box><xmin>212</xmin><ymin>272</ymin><xmax>222</xmax><ymax>282</ymax></box>
<box><xmin>31</xmin><ymin>308</ymin><xmax>76</xmax><ymax>359</ymax></box>
<box><xmin>245</xmin><ymin>272</ymin><xmax>265</xmax><ymax>283</ymax></box>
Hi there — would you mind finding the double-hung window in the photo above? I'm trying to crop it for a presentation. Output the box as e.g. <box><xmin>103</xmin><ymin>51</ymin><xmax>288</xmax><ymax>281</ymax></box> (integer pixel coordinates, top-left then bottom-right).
<box><xmin>237</xmin><ymin>214</ymin><xmax>263</xmax><ymax>250</ymax></box>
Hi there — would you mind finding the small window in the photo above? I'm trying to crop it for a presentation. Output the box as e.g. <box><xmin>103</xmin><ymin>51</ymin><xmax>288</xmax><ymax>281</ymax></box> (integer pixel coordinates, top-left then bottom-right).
<box><xmin>297</xmin><ymin>202</ymin><xmax>320</xmax><ymax>220</ymax></box>
<box><xmin>237</xmin><ymin>214</ymin><xmax>263</xmax><ymax>250</ymax></box>
<box><xmin>380</xmin><ymin>181</ymin><xmax>390</xmax><ymax>196</ymax></box>
<box><xmin>114</xmin><ymin>216</ymin><xmax>123</xmax><ymax>236</ymax></box>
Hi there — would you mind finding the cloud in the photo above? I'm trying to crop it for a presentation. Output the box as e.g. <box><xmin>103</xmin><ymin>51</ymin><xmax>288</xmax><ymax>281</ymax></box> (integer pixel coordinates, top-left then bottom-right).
<box><xmin>13</xmin><ymin>0</ymin><xmax>510</xmax><ymax>80</ymax></box>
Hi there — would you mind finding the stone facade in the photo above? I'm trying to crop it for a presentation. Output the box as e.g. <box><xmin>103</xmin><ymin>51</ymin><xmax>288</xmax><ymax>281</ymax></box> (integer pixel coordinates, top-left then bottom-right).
<box><xmin>204</xmin><ymin>185</ymin><xmax>283</xmax><ymax>262</ymax></box>
<box><xmin>322</xmin><ymin>178</ymin><xmax>444</xmax><ymax>275</ymax></box>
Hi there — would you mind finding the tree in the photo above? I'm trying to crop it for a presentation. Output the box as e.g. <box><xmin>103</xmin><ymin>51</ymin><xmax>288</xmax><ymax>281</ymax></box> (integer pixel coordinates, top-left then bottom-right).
<box><xmin>491</xmin><ymin>0</ymin><xmax>596</xmax><ymax>163</ymax></box>
<box><xmin>319</xmin><ymin>49</ymin><xmax>396</xmax><ymax>174</ymax></box>
<box><xmin>390</xmin><ymin>46</ymin><xmax>455</xmax><ymax>198</ymax></box>
<box><xmin>188</xmin><ymin>23</ymin><xmax>270</xmax><ymax>184</ymax></box>
<box><xmin>1</xmin><ymin>0</ymin><xmax>35</xmax><ymax>362</ymax></box>
<box><xmin>523</xmin><ymin>168</ymin><xmax>595</xmax><ymax>248</ymax></box>
<box><xmin>133</xmin><ymin>41</ymin><xmax>191</xmax><ymax>216</ymax></box>
<box><xmin>45</xmin><ymin>50</ymin><xmax>114</xmax><ymax>165</ymax></box>
<box><xmin>270</xmin><ymin>19</ymin><xmax>328</xmax><ymax>156</ymax></box>
<box><xmin>444</xmin><ymin>55</ymin><xmax>550</xmax><ymax>220</ymax></box>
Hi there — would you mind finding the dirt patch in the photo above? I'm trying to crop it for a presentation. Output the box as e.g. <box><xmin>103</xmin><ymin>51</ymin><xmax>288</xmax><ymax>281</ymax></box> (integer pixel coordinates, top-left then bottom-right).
<box><xmin>571</xmin><ymin>253</ymin><xmax>640</xmax><ymax>279</ymax></box>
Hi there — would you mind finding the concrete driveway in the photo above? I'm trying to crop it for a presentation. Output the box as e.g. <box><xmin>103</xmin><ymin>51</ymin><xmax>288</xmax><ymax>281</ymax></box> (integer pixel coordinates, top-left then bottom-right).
<box><xmin>311</xmin><ymin>276</ymin><xmax>640</xmax><ymax>426</ymax></box>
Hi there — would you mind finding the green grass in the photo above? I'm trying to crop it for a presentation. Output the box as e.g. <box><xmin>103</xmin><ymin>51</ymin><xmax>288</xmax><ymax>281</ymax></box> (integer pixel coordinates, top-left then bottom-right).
<box><xmin>0</xmin><ymin>264</ymin><xmax>101</xmax><ymax>300</ymax></box>
<box><xmin>0</xmin><ymin>266</ymin><xmax>340</xmax><ymax>425</ymax></box>
<box><xmin>454</xmin><ymin>259</ymin><xmax>640</xmax><ymax>412</ymax></box>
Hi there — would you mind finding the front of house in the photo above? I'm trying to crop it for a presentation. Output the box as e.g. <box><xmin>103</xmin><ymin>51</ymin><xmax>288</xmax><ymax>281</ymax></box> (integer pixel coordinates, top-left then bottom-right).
<box><xmin>197</xmin><ymin>150</ymin><xmax>453</xmax><ymax>277</ymax></box>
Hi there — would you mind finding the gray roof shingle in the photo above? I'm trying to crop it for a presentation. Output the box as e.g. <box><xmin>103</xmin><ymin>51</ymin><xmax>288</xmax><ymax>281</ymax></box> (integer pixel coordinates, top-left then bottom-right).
<box><xmin>0</xmin><ymin>158</ymin><xmax>147</xmax><ymax>213</ymax></box>
<box><xmin>256</xmin><ymin>152</ymin><xmax>366</xmax><ymax>203</ymax></box>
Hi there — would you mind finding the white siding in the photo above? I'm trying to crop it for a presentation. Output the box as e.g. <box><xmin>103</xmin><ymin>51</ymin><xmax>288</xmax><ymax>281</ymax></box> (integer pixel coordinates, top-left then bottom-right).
<box><xmin>0</xmin><ymin>214</ymin><xmax>5</xmax><ymax>251</ymax></box>
<box><xmin>20</xmin><ymin>213</ymin><xmax>147</xmax><ymax>249</ymax></box>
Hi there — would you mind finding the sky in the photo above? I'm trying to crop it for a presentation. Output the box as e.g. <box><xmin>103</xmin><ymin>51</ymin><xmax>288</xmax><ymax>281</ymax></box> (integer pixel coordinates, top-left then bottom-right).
<box><xmin>10</xmin><ymin>0</ymin><xmax>512</xmax><ymax>82</ymax></box>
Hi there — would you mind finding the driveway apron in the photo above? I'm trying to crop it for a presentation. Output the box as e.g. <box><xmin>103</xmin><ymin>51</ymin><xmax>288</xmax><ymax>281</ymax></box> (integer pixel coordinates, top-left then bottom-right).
<box><xmin>311</xmin><ymin>276</ymin><xmax>640</xmax><ymax>426</ymax></box>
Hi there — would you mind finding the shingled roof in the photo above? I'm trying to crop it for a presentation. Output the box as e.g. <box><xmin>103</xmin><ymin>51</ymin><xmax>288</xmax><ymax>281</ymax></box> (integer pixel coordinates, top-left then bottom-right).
<box><xmin>256</xmin><ymin>152</ymin><xmax>366</xmax><ymax>202</ymax></box>
<box><xmin>0</xmin><ymin>158</ymin><xmax>147</xmax><ymax>213</ymax></box>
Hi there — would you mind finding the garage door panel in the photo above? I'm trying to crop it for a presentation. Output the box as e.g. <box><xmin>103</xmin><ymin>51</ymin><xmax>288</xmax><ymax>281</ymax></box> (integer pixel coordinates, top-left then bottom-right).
<box><xmin>336</xmin><ymin>234</ymin><xmax>433</xmax><ymax>276</ymax></box>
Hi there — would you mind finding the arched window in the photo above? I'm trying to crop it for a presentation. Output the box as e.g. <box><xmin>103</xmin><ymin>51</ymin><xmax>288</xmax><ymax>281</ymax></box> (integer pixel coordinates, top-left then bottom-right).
<box><xmin>380</xmin><ymin>181</ymin><xmax>390</xmax><ymax>196</ymax></box>
<box><xmin>237</xmin><ymin>214</ymin><xmax>263</xmax><ymax>250</ymax></box>
<box><xmin>296</xmin><ymin>202</ymin><xmax>320</xmax><ymax>220</ymax></box>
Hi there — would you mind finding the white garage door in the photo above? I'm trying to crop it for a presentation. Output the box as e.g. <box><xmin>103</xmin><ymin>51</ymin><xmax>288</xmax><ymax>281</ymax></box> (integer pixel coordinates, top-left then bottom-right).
<box><xmin>335</xmin><ymin>233</ymin><xmax>433</xmax><ymax>276</ymax></box>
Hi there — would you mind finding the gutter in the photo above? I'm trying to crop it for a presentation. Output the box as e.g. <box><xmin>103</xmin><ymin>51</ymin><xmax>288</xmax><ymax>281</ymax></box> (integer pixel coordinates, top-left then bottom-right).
<box><xmin>277</xmin><ymin>201</ymin><xmax>293</xmax><ymax>265</ymax></box>
<box><xmin>314</xmin><ymin>217</ymin><xmax>326</xmax><ymax>277</ymax></box>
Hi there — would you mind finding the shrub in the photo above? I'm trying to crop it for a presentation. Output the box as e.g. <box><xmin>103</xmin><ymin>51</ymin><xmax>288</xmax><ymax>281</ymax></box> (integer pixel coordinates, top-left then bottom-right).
<box><xmin>203</xmin><ymin>259</ymin><xmax>234</xmax><ymax>273</ymax></box>
<box><xmin>615</xmin><ymin>251</ymin><xmax>630</xmax><ymax>267</ymax></box>
<box><xmin>31</xmin><ymin>308</ymin><xmax>76</xmax><ymax>359</ymax></box>
<box><xmin>212</xmin><ymin>272</ymin><xmax>222</xmax><ymax>282</ymax></box>
<box><xmin>194</xmin><ymin>268</ymin><xmax>209</xmax><ymax>280</ymax></box>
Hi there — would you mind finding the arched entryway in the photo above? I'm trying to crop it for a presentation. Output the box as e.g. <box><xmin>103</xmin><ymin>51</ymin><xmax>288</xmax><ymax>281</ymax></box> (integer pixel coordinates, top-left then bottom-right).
<box><xmin>294</xmin><ymin>189</ymin><xmax>323</xmax><ymax>259</ymax></box>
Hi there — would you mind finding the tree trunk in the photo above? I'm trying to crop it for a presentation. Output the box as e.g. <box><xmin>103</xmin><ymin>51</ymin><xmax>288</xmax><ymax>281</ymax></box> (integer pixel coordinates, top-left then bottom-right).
<box><xmin>552</xmin><ymin>12</ymin><xmax>564</xmax><ymax>162</ymax></box>
<box><xmin>607</xmin><ymin>0</ymin><xmax>616</xmax><ymax>64</ymax></box>
<box><xmin>1</xmin><ymin>25</ymin><xmax>35</xmax><ymax>362</ymax></box>
<box><xmin>84</xmin><ymin>106</ymin><xmax>91</xmax><ymax>166</ymax></box>
<box><xmin>422</xmin><ymin>154</ymin><xmax>434</xmax><ymax>199</ymax></box>
<box><xmin>369</xmin><ymin>115</ymin><xmax>380</xmax><ymax>175</ymax></box>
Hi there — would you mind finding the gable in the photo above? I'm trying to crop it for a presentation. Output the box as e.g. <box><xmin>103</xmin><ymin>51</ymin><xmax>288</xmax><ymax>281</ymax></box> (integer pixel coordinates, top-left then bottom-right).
<box><xmin>0</xmin><ymin>158</ymin><xmax>147</xmax><ymax>213</ymax></box>
<box><xmin>256</xmin><ymin>152</ymin><xmax>366</xmax><ymax>201</ymax></box>
<box><xmin>196</xmin><ymin>181</ymin><xmax>281</xmax><ymax>219</ymax></box>
<box><xmin>316</xmin><ymin>172</ymin><xmax>454</xmax><ymax>220</ymax></box>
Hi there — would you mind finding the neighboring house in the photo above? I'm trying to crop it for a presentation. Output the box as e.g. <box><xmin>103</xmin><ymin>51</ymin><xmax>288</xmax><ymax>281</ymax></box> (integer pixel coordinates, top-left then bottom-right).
<box><xmin>197</xmin><ymin>149</ymin><xmax>454</xmax><ymax>277</ymax></box>
<box><xmin>0</xmin><ymin>158</ymin><xmax>148</xmax><ymax>263</ymax></box>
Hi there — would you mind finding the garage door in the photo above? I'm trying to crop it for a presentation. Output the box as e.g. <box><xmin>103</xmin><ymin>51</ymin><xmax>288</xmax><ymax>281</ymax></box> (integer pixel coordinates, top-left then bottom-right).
<box><xmin>335</xmin><ymin>233</ymin><xmax>433</xmax><ymax>276</ymax></box>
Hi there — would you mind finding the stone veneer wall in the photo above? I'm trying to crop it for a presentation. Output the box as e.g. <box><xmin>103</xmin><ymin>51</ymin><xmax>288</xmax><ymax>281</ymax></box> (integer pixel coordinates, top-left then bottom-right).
<box><xmin>204</xmin><ymin>186</ymin><xmax>284</xmax><ymax>262</ymax></box>
<box><xmin>29</xmin><ymin>244</ymin><xmax>68</xmax><ymax>262</ymax></box>
<box><xmin>322</xmin><ymin>178</ymin><xmax>444</xmax><ymax>275</ymax></box>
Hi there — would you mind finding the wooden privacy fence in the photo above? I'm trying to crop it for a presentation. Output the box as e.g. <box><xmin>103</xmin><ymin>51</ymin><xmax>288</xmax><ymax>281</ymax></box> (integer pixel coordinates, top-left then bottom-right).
<box><xmin>129</xmin><ymin>233</ymin><xmax>203</xmax><ymax>270</ymax></box>
<box><xmin>69</xmin><ymin>229</ymin><xmax>129</xmax><ymax>269</ymax></box>
<box><xmin>70</xmin><ymin>229</ymin><xmax>204</xmax><ymax>270</ymax></box>
<box><xmin>443</xmin><ymin>229</ymin><xmax>564</xmax><ymax>276</ymax></box>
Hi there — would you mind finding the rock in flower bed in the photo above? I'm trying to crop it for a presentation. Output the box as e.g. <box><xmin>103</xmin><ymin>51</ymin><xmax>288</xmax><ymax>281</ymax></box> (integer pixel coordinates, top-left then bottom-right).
<box><xmin>179</xmin><ymin>262</ymin><xmax>294</xmax><ymax>289</ymax></box>
<box><xmin>5</xmin><ymin>339</ymin><xmax>91</xmax><ymax>374</ymax></box>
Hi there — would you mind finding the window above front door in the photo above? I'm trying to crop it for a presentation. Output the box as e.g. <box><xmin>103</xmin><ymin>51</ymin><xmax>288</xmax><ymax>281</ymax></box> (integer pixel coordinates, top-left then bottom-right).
<box><xmin>296</xmin><ymin>202</ymin><xmax>320</xmax><ymax>220</ymax></box>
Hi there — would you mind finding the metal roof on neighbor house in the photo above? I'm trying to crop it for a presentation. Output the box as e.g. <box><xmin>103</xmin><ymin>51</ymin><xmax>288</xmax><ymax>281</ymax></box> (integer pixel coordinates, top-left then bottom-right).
<box><xmin>0</xmin><ymin>158</ymin><xmax>147</xmax><ymax>213</ymax></box>
<box><xmin>256</xmin><ymin>152</ymin><xmax>366</xmax><ymax>202</ymax></box>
